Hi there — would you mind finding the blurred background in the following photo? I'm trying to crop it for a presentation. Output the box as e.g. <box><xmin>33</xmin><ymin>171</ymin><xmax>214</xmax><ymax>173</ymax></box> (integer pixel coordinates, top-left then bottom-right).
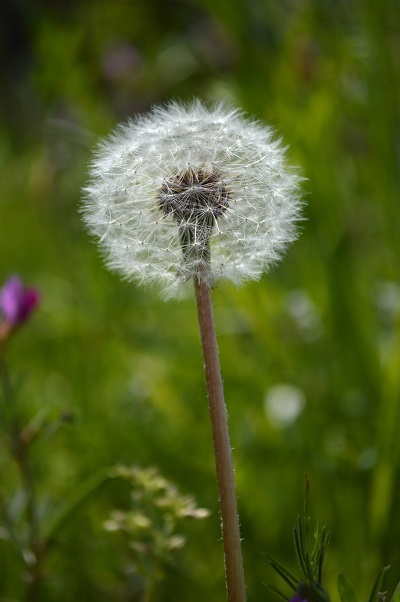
<box><xmin>1</xmin><ymin>0</ymin><xmax>399</xmax><ymax>600</ymax></box>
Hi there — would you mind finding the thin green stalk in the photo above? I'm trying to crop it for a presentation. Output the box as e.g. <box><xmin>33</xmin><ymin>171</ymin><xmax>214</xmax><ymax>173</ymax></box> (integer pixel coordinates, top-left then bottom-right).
<box><xmin>141</xmin><ymin>573</ymin><xmax>157</xmax><ymax>602</ymax></box>
<box><xmin>13</xmin><ymin>430</ymin><xmax>43</xmax><ymax>602</ymax></box>
<box><xmin>194</xmin><ymin>269</ymin><xmax>246</xmax><ymax>602</ymax></box>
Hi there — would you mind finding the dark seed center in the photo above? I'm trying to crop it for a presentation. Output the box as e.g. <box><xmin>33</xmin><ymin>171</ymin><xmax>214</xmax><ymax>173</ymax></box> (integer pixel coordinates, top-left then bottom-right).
<box><xmin>158</xmin><ymin>167</ymin><xmax>229</xmax><ymax>224</ymax></box>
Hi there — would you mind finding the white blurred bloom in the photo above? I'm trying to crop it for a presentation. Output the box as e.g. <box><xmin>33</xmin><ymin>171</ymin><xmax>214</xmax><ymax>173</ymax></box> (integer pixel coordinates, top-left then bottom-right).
<box><xmin>82</xmin><ymin>99</ymin><xmax>302</xmax><ymax>297</ymax></box>
<box><xmin>284</xmin><ymin>289</ymin><xmax>322</xmax><ymax>341</ymax></box>
<box><xmin>264</xmin><ymin>384</ymin><xmax>305</xmax><ymax>427</ymax></box>
<box><xmin>374</xmin><ymin>281</ymin><xmax>400</xmax><ymax>321</ymax></box>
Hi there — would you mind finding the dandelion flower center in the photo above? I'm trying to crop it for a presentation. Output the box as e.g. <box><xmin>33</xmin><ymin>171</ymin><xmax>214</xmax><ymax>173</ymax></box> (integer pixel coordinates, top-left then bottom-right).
<box><xmin>158</xmin><ymin>167</ymin><xmax>230</xmax><ymax>224</ymax></box>
<box><xmin>158</xmin><ymin>167</ymin><xmax>230</xmax><ymax>273</ymax></box>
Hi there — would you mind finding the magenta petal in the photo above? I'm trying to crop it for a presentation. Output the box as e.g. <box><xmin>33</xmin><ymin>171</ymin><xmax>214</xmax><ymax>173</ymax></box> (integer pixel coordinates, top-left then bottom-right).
<box><xmin>19</xmin><ymin>288</ymin><xmax>40</xmax><ymax>322</ymax></box>
<box><xmin>0</xmin><ymin>276</ymin><xmax>24</xmax><ymax>324</ymax></box>
<box><xmin>0</xmin><ymin>275</ymin><xmax>39</xmax><ymax>326</ymax></box>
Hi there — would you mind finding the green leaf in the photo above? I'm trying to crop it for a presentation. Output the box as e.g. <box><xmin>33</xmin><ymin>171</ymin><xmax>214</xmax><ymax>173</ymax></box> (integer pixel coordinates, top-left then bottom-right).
<box><xmin>390</xmin><ymin>580</ymin><xmax>400</xmax><ymax>602</ymax></box>
<box><xmin>266</xmin><ymin>583</ymin><xmax>290</xmax><ymax>601</ymax></box>
<box><xmin>337</xmin><ymin>574</ymin><xmax>359</xmax><ymax>602</ymax></box>
<box><xmin>315</xmin><ymin>524</ymin><xmax>330</xmax><ymax>583</ymax></box>
<box><xmin>368</xmin><ymin>566</ymin><xmax>391</xmax><ymax>602</ymax></box>
<box><xmin>300</xmin><ymin>581</ymin><xmax>331</xmax><ymax>602</ymax></box>
<box><xmin>44</xmin><ymin>469</ymin><xmax>112</xmax><ymax>550</ymax></box>
<box><xmin>265</xmin><ymin>554</ymin><xmax>298</xmax><ymax>591</ymax></box>
<box><xmin>294</xmin><ymin>515</ymin><xmax>313</xmax><ymax>580</ymax></box>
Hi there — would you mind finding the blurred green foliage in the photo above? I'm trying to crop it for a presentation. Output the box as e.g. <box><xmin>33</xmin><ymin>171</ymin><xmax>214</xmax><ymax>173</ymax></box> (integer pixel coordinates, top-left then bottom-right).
<box><xmin>1</xmin><ymin>0</ymin><xmax>399</xmax><ymax>600</ymax></box>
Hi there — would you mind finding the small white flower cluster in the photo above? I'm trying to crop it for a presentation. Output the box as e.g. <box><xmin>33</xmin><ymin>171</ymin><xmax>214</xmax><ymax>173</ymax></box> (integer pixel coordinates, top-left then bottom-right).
<box><xmin>82</xmin><ymin>99</ymin><xmax>302</xmax><ymax>298</ymax></box>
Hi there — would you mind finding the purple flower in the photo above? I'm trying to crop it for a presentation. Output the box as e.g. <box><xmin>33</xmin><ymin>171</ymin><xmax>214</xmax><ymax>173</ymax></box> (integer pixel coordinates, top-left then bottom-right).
<box><xmin>0</xmin><ymin>275</ymin><xmax>39</xmax><ymax>327</ymax></box>
<box><xmin>290</xmin><ymin>584</ymin><xmax>309</xmax><ymax>602</ymax></box>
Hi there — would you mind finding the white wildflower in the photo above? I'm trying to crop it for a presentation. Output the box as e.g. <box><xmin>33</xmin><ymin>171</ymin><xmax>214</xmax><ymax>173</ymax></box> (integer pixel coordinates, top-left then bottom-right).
<box><xmin>264</xmin><ymin>384</ymin><xmax>305</xmax><ymax>428</ymax></box>
<box><xmin>82</xmin><ymin>99</ymin><xmax>302</xmax><ymax>298</ymax></box>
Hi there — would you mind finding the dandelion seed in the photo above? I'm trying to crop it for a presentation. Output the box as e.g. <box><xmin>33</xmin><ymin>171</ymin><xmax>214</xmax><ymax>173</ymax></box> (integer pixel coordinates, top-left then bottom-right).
<box><xmin>82</xmin><ymin>99</ymin><xmax>302</xmax><ymax>297</ymax></box>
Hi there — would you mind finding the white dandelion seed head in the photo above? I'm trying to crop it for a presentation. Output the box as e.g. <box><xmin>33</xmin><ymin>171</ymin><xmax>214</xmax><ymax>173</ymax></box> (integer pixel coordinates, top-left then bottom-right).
<box><xmin>82</xmin><ymin>99</ymin><xmax>303</xmax><ymax>298</ymax></box>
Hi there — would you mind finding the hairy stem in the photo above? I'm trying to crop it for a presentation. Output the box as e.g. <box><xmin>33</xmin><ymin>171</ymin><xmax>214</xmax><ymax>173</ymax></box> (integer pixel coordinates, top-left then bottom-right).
<box><xmin>194</xmin><ymin>269</ymin><xmax>246</xmax><ymax>602</ymax></box>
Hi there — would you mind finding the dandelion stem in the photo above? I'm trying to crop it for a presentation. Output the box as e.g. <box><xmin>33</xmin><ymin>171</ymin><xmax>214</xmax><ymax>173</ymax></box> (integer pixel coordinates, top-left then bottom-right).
<box><xmin>194</xmin><ymin>267</ymin><xmax>246</xmax><ymax>602</ymax></box>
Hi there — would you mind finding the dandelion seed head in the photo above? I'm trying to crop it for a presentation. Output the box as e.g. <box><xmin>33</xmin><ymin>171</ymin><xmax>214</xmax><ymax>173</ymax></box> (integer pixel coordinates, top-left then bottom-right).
<box><xmin>82</xmin><ymin>99</ymin><xmax>302</xmax><ymax>298</ymax></box>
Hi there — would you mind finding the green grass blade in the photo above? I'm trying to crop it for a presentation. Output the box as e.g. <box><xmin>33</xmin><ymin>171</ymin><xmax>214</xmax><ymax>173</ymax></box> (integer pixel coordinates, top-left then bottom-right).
<box><xmin>294</xmin><ymin>516</ymin><xmax>312</xmax><ymax>580</ymax></box>
<box><xmin>337</xmin><ymin>574</ymin><xmax>359</xmax><ymax>602</ymax></box>
<box><xmin>267</xmin><ymin>583</ymin><xmax>291</xmax><ymax>601</ymax></box>
<box><xmin>368</xmin><ymin>566</ymin><xmax>391</xmax><ymax>602</ymax></box>
<box><xmin>390</xmin><ymin>580</ymin><xmax>400</xmax><ymax>602</ymax></box>
<box><xmin>265</xmin><ymin>554</ymin><xmax>298</xmax><ymax>591</ymax></box>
